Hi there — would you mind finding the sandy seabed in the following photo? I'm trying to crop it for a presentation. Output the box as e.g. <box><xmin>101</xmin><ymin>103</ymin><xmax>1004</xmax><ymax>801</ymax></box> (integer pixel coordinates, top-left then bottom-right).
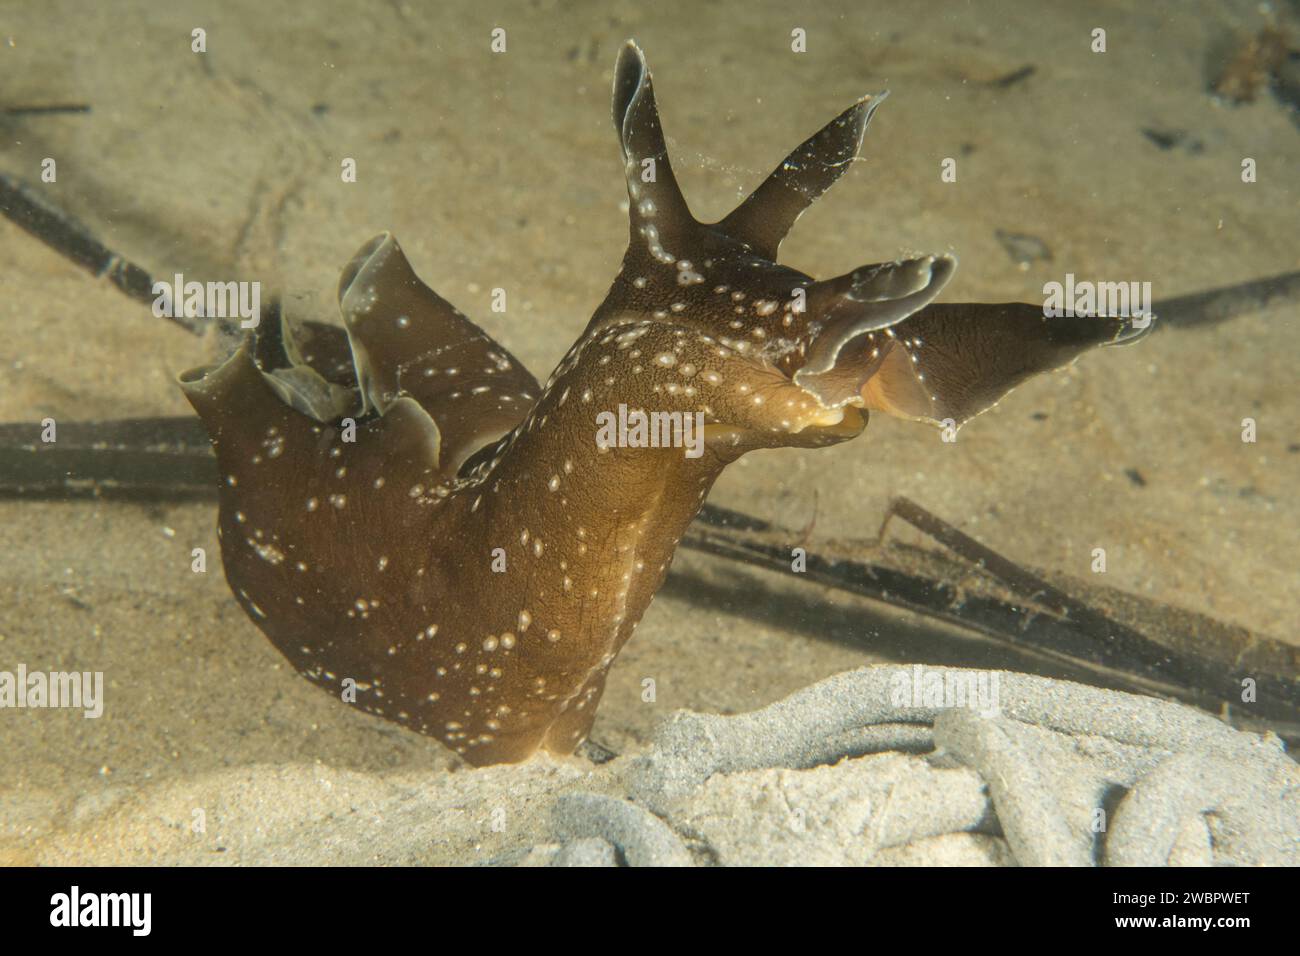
<box><xmin>1</xmin><ymin>0</ymin><xmax>1297</xmax><ymax>864</ymax></box>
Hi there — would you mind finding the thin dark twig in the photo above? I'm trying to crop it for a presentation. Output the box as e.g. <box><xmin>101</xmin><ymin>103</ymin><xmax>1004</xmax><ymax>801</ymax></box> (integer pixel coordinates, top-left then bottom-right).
<box><xmin>694</xmin><ymin>499</ymin><xmax>1300</xmax><ymax>728</ymax></box>
<box><xmin>0</xmin><ymin>172</ymin><xmax>241</xmax><ymax>338</ymax></box>
<box><xmin>1153</xmin><ymin>271</ymin><xmax>1300</xmax><ymax>328</ymax></box>
<box><xmin>4</xmin><ymin>104</ymin><xmax>92</xmax><ymax>116</ymax></box>
<box><xmin>877</xmin><ymin>497</ymin><xmax>1263</xmax><ymax>696</ymax></box>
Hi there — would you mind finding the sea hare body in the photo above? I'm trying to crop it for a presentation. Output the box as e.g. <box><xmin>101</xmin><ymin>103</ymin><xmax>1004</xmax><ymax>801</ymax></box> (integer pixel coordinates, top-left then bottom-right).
<box><xmin>180</xmin><ymin>42</ymin><xmax>1145</xmax><ymax>765</ymax></box>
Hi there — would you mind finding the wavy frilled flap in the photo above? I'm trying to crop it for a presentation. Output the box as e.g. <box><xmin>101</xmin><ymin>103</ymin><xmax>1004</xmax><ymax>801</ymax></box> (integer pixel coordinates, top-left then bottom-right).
<box><xmin>266</xmin><ymin>315</ymin><xmax>362</xmax><ymax>387</ymax></box>
<box><xmin>853</xmin><ymin>302</ymin><xmax>1151</xmax><ymax>429</ymax></box>
<box><xmin>720</xmin><ymin>92</ymin><xmax>887</xmax><ymax>259</ymax></box>
<box><xmin>178</xmin><ymin>338</ymin><xmax>444</xmax><ymax>472</ymax></box>
<box><xmin>793</xmin><ymin>254</ymin><xmax>956</xmax><ymax>407</ymax></box>
<box><xmin>337</xmin><ymin>233</ymin><xmax>542</xmax><ymax>474</ymax></box>
<box><xmin>248</xmin><ymin>310</ymin><xmax>360</xmax><ymax>423</ymax></box>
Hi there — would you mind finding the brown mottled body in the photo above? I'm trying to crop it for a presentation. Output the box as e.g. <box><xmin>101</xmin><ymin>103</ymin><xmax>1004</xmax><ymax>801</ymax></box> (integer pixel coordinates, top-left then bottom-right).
<box><xmin>181</xmin><ymin>42</ymin><xmax>1147</xmax><ymax>765</ymax></box>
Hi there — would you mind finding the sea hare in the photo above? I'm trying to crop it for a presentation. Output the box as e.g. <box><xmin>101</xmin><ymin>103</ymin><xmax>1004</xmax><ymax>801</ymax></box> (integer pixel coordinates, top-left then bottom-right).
<box><xmin>179</xmin><ymin>41</ymin><xmax>1145</xmax><ymax>765</ymax></box>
